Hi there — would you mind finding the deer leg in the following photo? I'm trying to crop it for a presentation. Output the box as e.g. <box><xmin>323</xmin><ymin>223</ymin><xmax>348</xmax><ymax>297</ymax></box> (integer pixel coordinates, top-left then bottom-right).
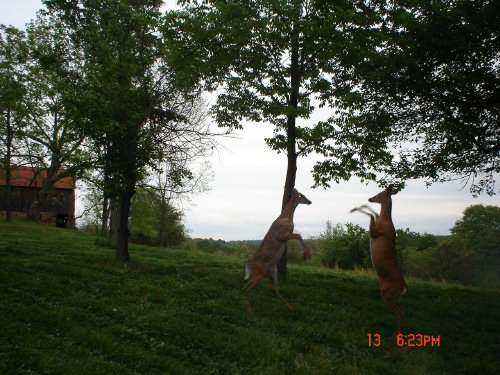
<box><xmin>244</xmin><ymin>274</ymin><xmax>264</xmax><ymax>316</ymax></box>
<box><xmin>361</xmin><ymin>205</ymin><xmax>379</xmax><ymax>218</ymax></box>
<box><xmin>286</xmin><ymin>233</ymin><xmax>311</xmax><ymax>259</ymax></box>
<box><xmin>269</xmin><ymin>265</ymin><xmax>294</xmax><ymax>311</ymax></box>
<box><xmin>386</xmin><ymin>301</ymin><xmax>405</xmax><ymax>332</ymax></box>
<box><xmin>382</xmin><ymin>288</ymin><xmax>405</xmax><ymax>332</ymax></box>
<box><xmin>350</xmin><ymin>205</ymin><xmax>379</xmax><ymax>220</ymax></box>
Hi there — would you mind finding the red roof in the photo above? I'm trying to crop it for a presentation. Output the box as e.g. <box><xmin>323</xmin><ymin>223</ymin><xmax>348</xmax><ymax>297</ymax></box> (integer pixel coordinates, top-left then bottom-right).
<box><xmin>0</xmin><ymin>167</ymin><xmax>75</xmax><ymax>189</ymax></box>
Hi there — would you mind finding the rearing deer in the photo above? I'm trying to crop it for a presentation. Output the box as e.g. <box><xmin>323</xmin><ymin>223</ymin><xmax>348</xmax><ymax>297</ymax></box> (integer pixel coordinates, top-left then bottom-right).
<box><xmin>350</xmin><ymin>186</ymin><xmax>407</xmax><ymax>331</ymax></box>
<box><xmin>244</xmin><ymin>188</ymin><xmax>312</xmax><ymax>315</ymax></box>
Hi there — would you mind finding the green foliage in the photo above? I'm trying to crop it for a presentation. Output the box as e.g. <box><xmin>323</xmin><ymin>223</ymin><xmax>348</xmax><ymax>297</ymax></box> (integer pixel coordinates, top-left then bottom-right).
<box><xmin>190</xmin><ymin>237</ymin><xmax>317</xmax><ymax>264</ymax></box>
<box><xmin>0</xmin><ymin>25</ymin><xmax>27</xmax><ymax>113</ymax></box>
<box><xmin>0</xmin><ymin>25</ymin><xmax>28</xmax><ymax>173</ymax></box>
<box><xmin>189</xmin><ymin>238</ymin><xmax>258</xmax><ymax>259</ymax></box>
<box><xmin>192</xmin><ymin>238</ymin><xmax>231</xmax><ymax>253</ymax></box>
<box><xmin>22</xmin><ymin>14</ymin><xmax>89</xmax><ymax>180</ymax></box>
<box><xmin>431</xmin><ymin>239</ymin><xmax>475</xmax><ymax>285</ymax></box>
<box><xmin>167</xmin><ymin>0</ymin><xmax>394</xmax><ymax>187</ymax></box>
<box><xmin>400</xmin><ymin>205</ymin><xmax>500</xmax><ymax>287</ymax></box>
<box><xmin>357</xmin><ymin>0</ymin><xmax>500</xmax><ymax>194</ymax></box>
<box><xmin>43</xmin><ymin>0</ymin><xmax>166</xmax><ymax>194</ymax></box>
<box><xmin>401</xmin><ymin>246</ymin><xmax>436</xmax><ymax>281</ymax></box>
<box><xmin>42</xmin><ymin>0</ymin><xmax>214</xmax><ymax>261</ymax></box>
<box><xmin>314</xmin><ymin>205</ymin><xmax>500</xmax><ymax>289</ymax></box>
<box><xmin>396</xmin><ymin>228</ymin><xmax>438</xmax><ymax>252</ymax></box>
<box><xmin>129</xmin><ymin>189</ymin><xmax>160</xmax><ymax>244</ymax></box>
<box><xmin>317</xmin><ymin>221</ymin><xmax>370</xmax><ymax>269</ymax></box>
<box><xmin>169</xmin><ymin>0</ymin><xmax>499</xmax><ymax>194</ymax></box>
<box><xmin>400</xmin><ymin>239</ymin><xmax>472</xmax><ymax>285</ymax></box>
<box><xmin>1</xmin><ymin>219</ymin><xmax>499</xmax><ymax>374</ymax></box>
<box><xmin>129</xmin><ymin>188</ymin><xmax>186</xmax><ymax>248</ymax></box>
<box><xmin>450</xmin><ymin>205</ymin><xmax>500</xmax><ymax>287</ymax></box>
<box><xmin>451</xmin><ymin>205</ymin><xmax>500</xmax><ymax>256</ymax></box>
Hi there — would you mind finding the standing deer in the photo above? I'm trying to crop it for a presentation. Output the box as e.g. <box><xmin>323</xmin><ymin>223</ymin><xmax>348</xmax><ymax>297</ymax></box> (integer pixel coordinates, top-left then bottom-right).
<box><xmin>244</xmin><ymin>188</ymin><xmax>312</xmax><ymax>315</ymax></box>
<box><xmin>350</xmin><ymin>186</ymin><xmax>407</xmax><ymax>331</ymax></box>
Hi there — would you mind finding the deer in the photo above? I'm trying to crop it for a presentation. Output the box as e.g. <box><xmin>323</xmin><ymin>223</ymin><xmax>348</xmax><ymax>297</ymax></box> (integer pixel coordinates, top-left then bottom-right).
<box><xmin>350</xmin><ymin>186</ymin><xmax>407</xmax><ymax>332</ymax></box>
<box><xmin>244</xmin><ymin>188</ymin><xmax>312</xmax><ymax>316</ymax></box>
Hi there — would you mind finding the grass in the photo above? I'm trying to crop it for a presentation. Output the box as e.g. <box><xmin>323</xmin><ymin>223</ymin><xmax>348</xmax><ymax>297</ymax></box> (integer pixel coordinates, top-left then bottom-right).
<box><xmin>0</xmin><ymin>219</ymin><xmax>499</xmax><ymax>374</ymax></box>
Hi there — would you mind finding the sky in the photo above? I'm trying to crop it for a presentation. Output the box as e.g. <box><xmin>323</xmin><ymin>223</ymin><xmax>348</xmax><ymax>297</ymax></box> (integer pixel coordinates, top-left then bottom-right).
<box><xmin>2</xmin><ymin>0</ymin><xmax>499</xmax><ymax>240</ymax></box>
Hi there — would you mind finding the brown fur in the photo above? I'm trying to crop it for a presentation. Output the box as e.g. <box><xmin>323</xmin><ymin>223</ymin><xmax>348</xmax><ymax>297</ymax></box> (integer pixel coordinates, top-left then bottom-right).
<box><xmin>244</xmin><ymin>188</ymin><xmax>311</xmax><ymax>315</ymax></box>
<box><xmin>351</xmin><ymin>186</ymin><xmax>407</xmax><ymax>331</ymax></box>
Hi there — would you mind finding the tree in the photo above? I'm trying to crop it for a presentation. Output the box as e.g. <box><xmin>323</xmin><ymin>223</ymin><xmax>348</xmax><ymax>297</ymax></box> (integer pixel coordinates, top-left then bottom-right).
<box><xmin>130</xmin><ymin>129</ymin><xmax>213</xmax><ymax>248</ymax></box>
<box><xmin>451</xmin><ymin>205</ymin><xmax>500</xmax><ymax>258</ymax></box>
<box><xmin>0</xmin><ymin>26</ymin><xmax>28</xmax><ymax>221</ymax></box>
<box><xmin>44</xmin><ymin>0</ymin><xmax>215</xmax><ymax>262</ymax></box>
<box><xmin>353</xmin><ymin>0</ymin><xmax>500</xmax><ymax>195</ymax></box>
<box><xmin>129</xmin><ymin>187</ymin><xmax>186</xmax><ymax>248</ymax></box>
<box><xmin>20</xmin><ymin>15</ymin><xmax>88</xmax><ymax>221</ymax></box>
<box><xmin>449</xmin><ymin>205</ymin><xmax>500</xmax><ymax>287</ymax></box>
<box><xmin>78</xmin><ymin>178</ymin><xmax>104</xmax><ymax>233</ymax></box>
<box><xmin>147</xmin><ymin>158</ymin><xmax>212</xmax><ymax>248</ymax></box>
<box><xmin>317</xmin><ymin>221</ymin><xmax>369</xmax><ymax>269</ymax></box>
<box><xmin>167</xmin><ymin>0</ymin><xmax>393</xmax><ymax>275</ymax></box>
<box><xmin>431</xmin><ymin>239</ymin><xmax>474</xmax><ymax>285</ymax></box>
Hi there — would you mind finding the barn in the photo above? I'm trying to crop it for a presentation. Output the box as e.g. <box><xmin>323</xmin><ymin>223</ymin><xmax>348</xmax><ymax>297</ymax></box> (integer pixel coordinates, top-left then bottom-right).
<box><xmin>0</xmin><ymin>167</ymin><xmax>76</xmax><ymax>228</ymax></box>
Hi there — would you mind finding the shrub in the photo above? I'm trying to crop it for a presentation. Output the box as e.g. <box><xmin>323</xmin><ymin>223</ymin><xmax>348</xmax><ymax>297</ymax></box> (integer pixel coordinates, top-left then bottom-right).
<box><xmin>317</xmin><ymin>221</ymin><xmax>370</xmax><ymax>269</ymax></box>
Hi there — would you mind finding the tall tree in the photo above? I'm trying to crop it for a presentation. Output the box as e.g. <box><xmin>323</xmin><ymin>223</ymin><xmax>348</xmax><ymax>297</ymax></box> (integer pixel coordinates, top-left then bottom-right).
<box><xmin>0</xmin><ymin>26</ymin><xmax>28</xmax><ymax>221</ymax></box>
<box><xmin>146</xmin><ymin>156</ymin><xmax>212</xmax><ymax>247</ymax></box>
<box><xmin>44</xmin><ymin>0</ymin><xmax>215</xmax><ymax>262</ymax></box>
<box><xmin>451</xmin><ymin>204</ymin><xmax>500</xmax><ymax>259</ymax></box>
<box><xmin>350</xmin><ymin>0</ymin><xmax>500</xmax><ymax>195</ymax></box>
<box><xmin>166</xmin><ymin>0</ymin><xmax>392</xmax><ymax>275</ymax></box>
<box><xmin>450</xmin><ymin>204</ymin><xmax>500</xmax><ymax>286</ymax></box>
<box><xmin>21</xmin><ymin>15</ymin><xmax>88</xmax><ymax>221</ymax></box>
<box><xmin>129</xmin><ymin>187</ymin><xmax>187</xmax><ymax>248</ymax></box>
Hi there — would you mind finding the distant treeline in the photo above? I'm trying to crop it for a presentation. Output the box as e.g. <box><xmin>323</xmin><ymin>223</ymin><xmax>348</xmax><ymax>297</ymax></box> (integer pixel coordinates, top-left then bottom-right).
<box><xmin>178</xmin><ymin>205</ymin><xmax>500</xmax><ymax>289</ymax></box>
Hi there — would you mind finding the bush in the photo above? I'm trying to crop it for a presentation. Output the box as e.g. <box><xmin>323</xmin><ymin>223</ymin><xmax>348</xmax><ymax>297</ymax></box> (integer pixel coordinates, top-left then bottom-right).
<box><xmin>402</xmin><ymin>239</ymin><xmax>486</xmax><ymax>287</ymax></box>
<box><xmin>317</xmin><ymin>221</ymin><xmax>370</xmax><ymax>269</ymax></box>
<box><xmin>402</xmin><ymin>247</ymin><xmax>436</xmax><ymax>280</ymax></box>
<box><xmin>129</xmin><ymin>188</ymin><xmax>186</xmax><ymax>248</ymax></box>
<box><xmin>233</xmin><ymin>243</ymin><xmax>256</xmax><ymax>259</ymax></box>
<box><xmin>177</xmin><ymin>238</ymin><xmax>197</xmax><ymax>251</ymax></box>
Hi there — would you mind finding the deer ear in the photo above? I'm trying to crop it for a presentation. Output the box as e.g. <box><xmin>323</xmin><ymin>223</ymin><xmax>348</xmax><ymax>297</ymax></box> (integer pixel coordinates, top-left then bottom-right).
<box><xmin>389</xmin><ymin>185</ymin><xmax>400</xmax><ymax>195</ymax></box>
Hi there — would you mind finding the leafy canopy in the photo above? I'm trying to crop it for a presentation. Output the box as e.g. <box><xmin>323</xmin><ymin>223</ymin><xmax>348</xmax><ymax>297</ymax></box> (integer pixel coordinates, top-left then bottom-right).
<box><xmin>166</xmin><ymin>0</ymin><xmax>395</xmax><ymax>186</ymax></box>
<box><xmin>353</xmin><ymin>0</ymin><xmax>500</xmax><ymax>195</ymax></box>
<box><xmin>168</xmin><ymin>0</ymin><xmax>499</xmax><ymax>194</ymax></box>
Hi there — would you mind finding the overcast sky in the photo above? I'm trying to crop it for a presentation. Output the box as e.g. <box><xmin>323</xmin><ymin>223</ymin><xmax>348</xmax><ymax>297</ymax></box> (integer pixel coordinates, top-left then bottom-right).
<box><xmin>2</xmin><ymin>0</ymin><xmax>499</xmax><ymax>240</ymax></box>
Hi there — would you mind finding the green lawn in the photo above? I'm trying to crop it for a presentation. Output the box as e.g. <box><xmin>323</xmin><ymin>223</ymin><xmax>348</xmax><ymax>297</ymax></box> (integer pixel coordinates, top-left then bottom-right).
<box><xmin>1</xmin><ymin>220</ymin><xmax>498</xmax><ymax>374</ymax></box>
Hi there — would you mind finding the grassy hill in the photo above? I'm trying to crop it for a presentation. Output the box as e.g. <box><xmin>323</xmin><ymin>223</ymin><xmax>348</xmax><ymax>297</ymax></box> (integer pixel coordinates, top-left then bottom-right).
<box><xmin>1</xmin><ymin>220</ymin><xmax>498</xmax><ymax>374</ymax></box>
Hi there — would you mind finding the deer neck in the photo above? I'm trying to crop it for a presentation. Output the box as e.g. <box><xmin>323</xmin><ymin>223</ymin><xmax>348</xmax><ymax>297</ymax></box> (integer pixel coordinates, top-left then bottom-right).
<box><xmin>379</xmin><ymin>199</ymin><xmax>393</xmax><ymax>222</ymax></box>
<box><xmin>280</xmin><ymin>199</ymin><xmax>298</xmax><ymax>220</ymax></box>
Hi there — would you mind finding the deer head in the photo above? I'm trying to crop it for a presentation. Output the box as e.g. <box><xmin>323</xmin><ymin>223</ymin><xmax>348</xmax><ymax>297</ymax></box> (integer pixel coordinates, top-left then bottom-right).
<box><xmin>368</xmin><ymin>185</ymin><xmax>399</xmax><ymax>204</ymax></box>
<box><xmin>291</xmin><ymin>188</ymin><xmax>312</xmax><ymax>205</ymax></box>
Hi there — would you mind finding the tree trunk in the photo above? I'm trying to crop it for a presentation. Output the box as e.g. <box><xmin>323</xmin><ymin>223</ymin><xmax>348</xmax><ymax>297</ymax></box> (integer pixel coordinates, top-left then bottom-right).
<box><xmin>5</xmin><ymin>166</ymin><xmax>12</xmax><ymax>222</ymax></box>
<box><xmin>109</xmin><ymin>199</ymin><xmax>118</xmax><ymax>245</ymax></box>
<box><xmin>159</xmin><ymin>193</ymin><xmax>166</xmax><ymax>248</ymax></box>
<box><xmin>100</xmin><ymin>191</ymin><xmax>109</xmax><ymax>236</ymax></box>
<box><xmin>277</xmin><ymin>18</ymin><xmax>301</xmax><ymax>278</ymax></box>
<box><xmin>277</xmin><ymin>116</ymin><xmax>298</xmax><ymax>278</ymax></box>
<box><xmin>5</xmin><ymin>108</ymin><xmax>12</xmax><ymax>222</ymax></box>
<box><xmin>114</xmin><ymin>181</ymin><xmax>135</xmax><ymax>263</ymax></box>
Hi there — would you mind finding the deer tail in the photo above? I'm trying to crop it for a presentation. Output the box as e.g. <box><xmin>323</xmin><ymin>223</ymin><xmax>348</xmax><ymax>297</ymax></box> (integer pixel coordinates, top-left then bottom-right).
<box><xmin>244</xmin><ymin>262</ymin><xmax>251</xmax><ymax>281</ymax></box>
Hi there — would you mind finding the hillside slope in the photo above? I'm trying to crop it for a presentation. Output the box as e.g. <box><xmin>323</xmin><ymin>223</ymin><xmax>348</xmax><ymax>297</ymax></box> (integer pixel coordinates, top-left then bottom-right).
<box><xmin>0</xmin><ymin>220</ymin><xmax>498</xmax><ymax>374</ymax></box>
